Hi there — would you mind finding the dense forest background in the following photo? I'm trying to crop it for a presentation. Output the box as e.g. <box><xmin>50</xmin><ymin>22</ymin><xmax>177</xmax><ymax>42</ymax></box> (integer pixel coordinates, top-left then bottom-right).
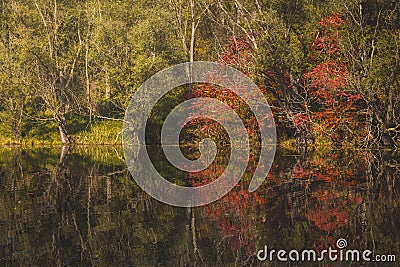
<box><xmin>0</xmin><ymin>0</ymin><xmax>399</xmax><ymax>148</ymax></box>
<box><xmin>1</xmin><ymin>1</ymin><xmax>400</xmax><ymax>265</ymax></box>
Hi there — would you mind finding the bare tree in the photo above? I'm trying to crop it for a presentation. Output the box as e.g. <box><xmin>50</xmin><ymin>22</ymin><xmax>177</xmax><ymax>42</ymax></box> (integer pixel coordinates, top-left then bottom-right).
<box><xmin>33</xmin><ymin>0</ymin><xmax>84</xmax><ymax>143</ymax></box>
<box><xmin>341</xmin><ymin>1</ymin><xmax>400</xmax><ymax>148</ymax></box>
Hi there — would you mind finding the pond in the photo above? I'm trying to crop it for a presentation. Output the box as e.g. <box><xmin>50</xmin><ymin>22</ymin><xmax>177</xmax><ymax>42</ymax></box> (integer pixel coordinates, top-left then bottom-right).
<box><xmin>0</xmin><ymin>146</ymin><xmax>398</xmax><ymax>266</ymax></box>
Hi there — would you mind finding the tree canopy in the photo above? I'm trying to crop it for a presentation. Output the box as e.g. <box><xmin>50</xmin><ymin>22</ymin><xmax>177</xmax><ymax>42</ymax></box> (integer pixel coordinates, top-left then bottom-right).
<box><xmin>0</xmin><ymin>0</ymin><xmax>399</xmax><ymax>148</ymax></box>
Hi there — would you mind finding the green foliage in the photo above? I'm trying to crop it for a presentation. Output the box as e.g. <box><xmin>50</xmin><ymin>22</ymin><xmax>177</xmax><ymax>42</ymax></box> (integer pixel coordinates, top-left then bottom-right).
<box><xmin>0</xmin><ymin>0</ymin><xmax>186</xmax><ymax>144</ymax></box>
<box><xmin>0</xmin><ymin>0</ymin><xmax>399</xmax><ymax>147</ymax></box>
<box><xmin>75</xmin><ymin>120</ymin><xmax>123</xmax><ymax>145</ymax></box>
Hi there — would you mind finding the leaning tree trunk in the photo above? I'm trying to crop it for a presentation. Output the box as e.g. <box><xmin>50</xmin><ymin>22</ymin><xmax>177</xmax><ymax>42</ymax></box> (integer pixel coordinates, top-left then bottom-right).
<box><xmin>371</xmin><ymin>113</ymin><xmax>397</xmax><ymax>149</ymax></box>
<box><xmin>58</xmin><ymin>125</ymin><xmax>70</xmax><ymax>144</ymax></box>
<box><xmin>56</xmin><ymin>115</ymin><xmax>72</xmax><ymax>144</ymax></box>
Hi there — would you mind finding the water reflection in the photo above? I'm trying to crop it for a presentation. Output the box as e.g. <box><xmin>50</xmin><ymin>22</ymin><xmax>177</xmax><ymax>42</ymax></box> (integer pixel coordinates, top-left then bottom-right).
<box><xmin>0</xmin><ymin>146</ymin><xmax>398</xmax><ymax>266</ymax></box>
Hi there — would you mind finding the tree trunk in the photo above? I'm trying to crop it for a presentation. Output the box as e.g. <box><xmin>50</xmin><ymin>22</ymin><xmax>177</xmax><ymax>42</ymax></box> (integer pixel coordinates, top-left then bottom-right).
<box><xmin>12</xmin><ymin>118</ymin><xmax>21</xmax><ymax>142</ymax></box>
<box><xmin>372</xmin><ymin>113</ymin><xmax>396</xmax><ymax>148</ymax></box>
<box><xmin>57</xmin><ymin>117</ymin><xmax>72</xmax><ymax>144</ymax></box>
<box><xmin>295</xmin><ymin>126</ymin><xmax>314</xmax><ymax>147</ymax></box>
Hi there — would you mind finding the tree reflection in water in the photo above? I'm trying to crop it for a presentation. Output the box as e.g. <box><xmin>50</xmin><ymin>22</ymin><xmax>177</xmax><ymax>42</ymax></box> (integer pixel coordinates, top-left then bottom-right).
<box><xmin>0</xmin><ymin>147</ymin><xmax>398</xmax><ymax>266</ymax></box>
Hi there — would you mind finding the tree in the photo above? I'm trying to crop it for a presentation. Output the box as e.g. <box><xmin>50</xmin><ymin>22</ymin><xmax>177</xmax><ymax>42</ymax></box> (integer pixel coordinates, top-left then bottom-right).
<box><xmin>340</xmin><ymin>0</ymin><xmax>400</xmax><ymax>147</ymax></box>
<box><xmin>86</xmin><ymin>0</ymin><xmax>184</xmax><ymax>116</ymax></box>
<box><xmin>213</xmin><ymin>0</ymin><xmax>339</xmax><ymax>145</ymax></box>
<box><xmin>0</xmin><ymin>1</ymin><xmax>33</xmax><ymax>141</ymax></box>
<box><xmin>302</xmin><ymin>14</ymin><xmax>366</xmax><ymax>145</ymax></box>
<box><xmin>31</xmin><ymin>0</ymin><xmax>86</xmax><ymax>143</ymax></box>
<box><xmin>208</xmin><ymin>0</ymin><xmax>393</xmax><ymax>147</ymax></box>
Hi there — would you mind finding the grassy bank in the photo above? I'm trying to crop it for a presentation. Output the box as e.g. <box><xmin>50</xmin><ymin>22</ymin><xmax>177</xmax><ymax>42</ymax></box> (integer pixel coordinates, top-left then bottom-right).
<box><xmin>2</xmin><ymin>119</ymin><xmax>394</xmax><ymax>151</ymax></box>
<box><xmin>0</xmin><ymin>119</ymin><xmax>123</xmax><ymax>147</ymax></box>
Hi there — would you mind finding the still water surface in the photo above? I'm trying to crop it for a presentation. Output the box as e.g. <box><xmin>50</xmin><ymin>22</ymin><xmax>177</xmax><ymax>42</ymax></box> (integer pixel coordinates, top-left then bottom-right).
<box><xmin>0</xmin><ymin>146</ymin><xmax>398</xmax><ymax>266</ymax></box>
